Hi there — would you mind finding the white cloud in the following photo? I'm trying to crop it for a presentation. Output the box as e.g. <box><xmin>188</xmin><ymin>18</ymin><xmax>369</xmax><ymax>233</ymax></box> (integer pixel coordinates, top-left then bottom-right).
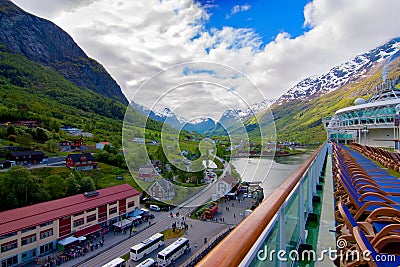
<box><xmin>11</xmin><ymin>0</ymin><xmax>400</xmax><ymax>111</ymax></box>
<box><xmin>226</xmin><ymin>4</ymin><xmax>251</xmax><ymax>19</ymax></box>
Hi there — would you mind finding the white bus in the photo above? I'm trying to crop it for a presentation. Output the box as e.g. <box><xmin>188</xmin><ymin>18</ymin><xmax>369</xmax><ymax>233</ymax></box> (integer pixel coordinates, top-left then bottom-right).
<box><xmin>130</xmin><ymin>233</ymin><xmax>164</xmax><ymax>261</ymax></box>
<box><xmin>101</xmin><ymin>257</ymin><xmax>126</xmax><ymax>267</ymax></box>
<box><xmin>157</xmin><ymin>237</ymin><xmax>191</xmax><ymax>267</ymax></box>
<box><xmin>135</xmin><ymin>258</ymin><xmax>156</xmax><ymax>267</ymax></box>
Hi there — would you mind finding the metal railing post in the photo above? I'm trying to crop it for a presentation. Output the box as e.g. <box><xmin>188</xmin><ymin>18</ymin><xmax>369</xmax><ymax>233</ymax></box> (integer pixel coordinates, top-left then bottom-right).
<box><xmin>299</xmin><ymin>179</ymin><xmax>305</xmax><ymax>243</ymax></box>
<box><xmin>278</xmin><ymin>207</ymin><xmax>287</xmax><ymax>267</ymax></box>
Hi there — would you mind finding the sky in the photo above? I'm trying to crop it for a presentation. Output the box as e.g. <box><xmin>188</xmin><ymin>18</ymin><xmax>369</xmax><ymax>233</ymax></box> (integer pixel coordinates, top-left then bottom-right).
<box><xmin>11</xmin><ymin>0</ymin><xmax>400</xmax><ymax>120</ymax></box>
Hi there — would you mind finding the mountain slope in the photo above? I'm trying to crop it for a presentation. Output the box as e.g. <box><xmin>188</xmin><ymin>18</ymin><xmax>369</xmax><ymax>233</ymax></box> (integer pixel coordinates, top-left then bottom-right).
<box><xmin>0</xmin><ymin>0</ymin><xmax>128</xmax><ymax>105</ymax></box>
<box><xmin>252</xmin><ymin>57</ymin><xmax>400</xmax><ymax>143</ymax></box>
<box><xmin>278</xmin><ymin>38</ymin><xmax>400</xmax><ymax>103</ymax></box>
<box><xmin>0</xmin><ymin>46</ymin><xmax>172</xmax><ymax>143</ymax></box>
<box><xmin>0</xmin><ymin>47</ymin><xmax>126</xmax><ymax>126</ymax></box>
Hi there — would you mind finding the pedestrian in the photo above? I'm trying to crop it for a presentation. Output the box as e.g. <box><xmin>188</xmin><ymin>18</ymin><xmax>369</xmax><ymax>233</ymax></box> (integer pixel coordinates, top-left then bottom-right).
<box><xmin>194</xmin><ymin>243</ymin><xmax>197</xmax><ymax>248</ymax></box>
<box><xmin>113</xmin><ymin>229</ymin><xmax>116</xmax><ymax>235</ymax></box>
<box><xmin>232</xmin><ymin>203</ymin><xmax>234</xmax><ymax>207</ymax></box>
<box><xmin>204</xmin><ymin>237</ymin><xmax>207</xmax><ymax>244</ymax></box>
<box><xmin>234</xmin><ymin>213</ymin><xmax>236</xmax><ymax>218</ymax></box>
<box><xmin>190</xmin><ymin>221</ymin><xmax>192</xmax><ymax>227</ymax></box>
<box><xmin>149</xmin><ymin>220</ymin><xmax>151</xmax><ymax>226</ymax></box>
<box><xmin>129</xmin><ymin>227</ymin><xmax>133</xmax><ymax>236</ymax></box>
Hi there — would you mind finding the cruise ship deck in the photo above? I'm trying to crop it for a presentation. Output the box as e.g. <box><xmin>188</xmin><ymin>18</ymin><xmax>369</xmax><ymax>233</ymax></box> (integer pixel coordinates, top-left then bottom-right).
<box><xmin>195</xmin><ymin>141</ymin><xmax>400</xmax><ymax>266</ymax></box>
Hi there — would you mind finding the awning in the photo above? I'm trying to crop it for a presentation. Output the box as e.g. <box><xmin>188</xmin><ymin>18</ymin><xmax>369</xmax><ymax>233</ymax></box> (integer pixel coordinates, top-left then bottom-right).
<box><xmin>128</xmin><ymin>215</ymin><xmax>142</xmax><ymax>221</ymax></box>
<box><xmin>113</xmin><ymin>219</ymin><xmax>132</xmax><ymax>229</ymax></box>
<box><xmin>58</xmin><ymin>236</ymin><xmax>78</xmax><ymax>246</ymax></box>
<box><xmin>127</xmin><ymin>207</ymin><xmax>144</xmax><ymax>217</ymax></box>
<box><xmin>74</xmin><ymin>224</ymin><xmax>102</xmax><ymax>237</ymax></box>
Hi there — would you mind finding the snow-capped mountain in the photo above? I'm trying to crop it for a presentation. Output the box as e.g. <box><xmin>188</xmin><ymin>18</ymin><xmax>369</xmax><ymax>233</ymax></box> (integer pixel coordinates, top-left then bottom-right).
<box><xmin>131</xmin><ymin>102</ymin><xmax>215</xmax><ymax>133</ymax></box>
<box><xmin>131</xmin><ymin>98</ymin><xmax>274</xmax><ymax>134</ymax></box>
<box><xmin>219</xmin><ymin>99</ymin><xmax>275</xmax><ymax>122</ymax></box>
<box><xmin>278</xmin><ymin>38</ymin><xmax>400</xmax><ymax>103</ymax></box>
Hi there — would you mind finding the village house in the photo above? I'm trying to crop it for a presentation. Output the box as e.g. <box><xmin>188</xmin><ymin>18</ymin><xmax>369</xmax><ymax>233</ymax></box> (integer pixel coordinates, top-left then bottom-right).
<box><xmin>59</xmin><ymin>137</ymin><xmax>94</xmax><ymax>152</ymax></box>
<box><xmin>137</xmin><ymin>164</ymin><xmax>156</xmax><ymax>182</ymax></box>
<box><xmin>66</xmin><ymin>152</ymin><xmax>98</xmax><ymax>170</ymax></box>
<box><xmin>148</xmin><ymin>178</ymin><xmax>175</xmax><ymax>201</ymax></box>
<box><xmin>16</xmin><ymin>120</ymin><xmax>40</xmax><ymax>128</ymax></box>
<box><xmin>8</xmin><ymin>151</ymin><xmax>46</xmax><ymax>165</ymax></box>
<box><xmin>96</xmin><ymin>142</ymin><xmax>111</xmax><ymax>150</ymax></box>
<box><xmin>215</xmin><ymin>174</ymin><xmax>239</xmax><ymax>199</ymax></box>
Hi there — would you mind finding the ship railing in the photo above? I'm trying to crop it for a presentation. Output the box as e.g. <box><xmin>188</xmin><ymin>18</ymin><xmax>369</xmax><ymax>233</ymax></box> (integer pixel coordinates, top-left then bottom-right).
<box><xmin>197</xmin><ymin>142</ymin><xmax>329</xmax><ymax>267</ymax></box>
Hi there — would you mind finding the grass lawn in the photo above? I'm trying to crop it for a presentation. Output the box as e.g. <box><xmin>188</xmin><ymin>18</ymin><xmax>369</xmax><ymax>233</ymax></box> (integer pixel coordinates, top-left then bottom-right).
<box><xmin>80</xmin><ymin>163</ymin><xmax>142</xmax><ymax>191</ymax></box>
<box><xmin>161</xmin><ymin>228</ymin><xmax>185</xmax><ymax>239</ymax></box>
<box><xmin>19</xmin><ymin>163</ymin><xmax>143</xmax><ymax>192</ymax></box>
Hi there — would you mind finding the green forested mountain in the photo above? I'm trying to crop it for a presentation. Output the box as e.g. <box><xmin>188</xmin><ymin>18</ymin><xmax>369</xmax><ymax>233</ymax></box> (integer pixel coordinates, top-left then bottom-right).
<box><xmin>0</xmin><ymin>47</ymin><xmax>125</xmax><ymax>132</ymax></box>
<box><xmin>0</xmin><ymin>0</ymin><xmax>128</xmax><ymax>104</ymax></box>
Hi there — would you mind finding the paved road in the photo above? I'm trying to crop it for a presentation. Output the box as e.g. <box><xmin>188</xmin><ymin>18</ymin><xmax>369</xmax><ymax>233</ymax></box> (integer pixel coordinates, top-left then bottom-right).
<box><xmin>176</xmin><ymin>156</ymin><xmax>232</xmax><ymax>208</ymax></box>
<box><xmin>77</xmin><ymin>206</ymin><xmax>193</xmax><ymax>267</ymax></box>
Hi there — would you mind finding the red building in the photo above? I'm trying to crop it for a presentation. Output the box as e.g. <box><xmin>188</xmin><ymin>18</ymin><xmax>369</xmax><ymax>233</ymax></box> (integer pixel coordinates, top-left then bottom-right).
<box><xmin>0</xmin><ymin>184</ymin><xmax>140</xmax><ymax>266</ymax></box>
<box><xmin>66</xmin><ymin>152</ymin><xmax>98</xmax><ymax>170</ymax></box>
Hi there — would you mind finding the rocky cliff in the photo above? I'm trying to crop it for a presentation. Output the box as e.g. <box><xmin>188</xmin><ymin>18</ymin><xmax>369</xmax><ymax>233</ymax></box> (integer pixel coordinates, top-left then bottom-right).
<box><xmin>0</xmin><ymin>0</ymin><xmax>128</xmax><ymax>104</ymax></box>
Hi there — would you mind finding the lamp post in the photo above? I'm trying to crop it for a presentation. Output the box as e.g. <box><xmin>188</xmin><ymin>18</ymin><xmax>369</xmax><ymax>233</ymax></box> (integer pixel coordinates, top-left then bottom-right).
<box><xmin>361</xmin><ymin>126</ymin><xmax>369</xmax><ymax>146</ymax></box>
<box><xmin>395</xmin><ymin>104</ymin><xmax>400</xmax><ymax>152</ymax></box>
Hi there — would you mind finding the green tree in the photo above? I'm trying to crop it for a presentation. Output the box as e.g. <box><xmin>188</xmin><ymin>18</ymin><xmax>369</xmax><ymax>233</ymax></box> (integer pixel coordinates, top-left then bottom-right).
<box><xmin>0</xmin><ymin>166</ymin><xmax>37</xmax><ymax>209</ymax></box>
<box><xmin>6</xmin><ymin>125</ymin><xmax>15</xmax><ymax>137</ymax></box>
<box><xmin>45</xmin><ymin>139</ymin><xmax>59</xmax><ymax>153</ymax></box>
<box><xmin>65</xmin><ymin>175</ymin><xmax>80</xmax><ymax>196</ymax></box>
<box><xmin>34</xmin><ymin>127</ymin><xmax>50</xmax><ymax>141</ymax></box>
<box><xmin>16</xmin><ymin>132</ymin><xmax>33</xmax><ymax>148</ymax></box>
<box><xmin>43</xmin><ymin>175</ymin><xmax>65</xmax><ymax>199</ymax></box>
<box><xmin>80</xmin><ymin>176</ymin><xmax>96</xmax><ymax>192</ymax></box>
<box><xmin>49</xmin><ymin>119</ymin><xmax>61</xmax><ymax>132</ymax></box>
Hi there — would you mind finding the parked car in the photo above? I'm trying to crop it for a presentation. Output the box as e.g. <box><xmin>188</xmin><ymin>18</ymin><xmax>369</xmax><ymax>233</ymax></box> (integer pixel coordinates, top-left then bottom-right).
<box><xmin>149</xmin><ymin>204</ymin><xmax>161</xmax><ymax>211</ymax></box>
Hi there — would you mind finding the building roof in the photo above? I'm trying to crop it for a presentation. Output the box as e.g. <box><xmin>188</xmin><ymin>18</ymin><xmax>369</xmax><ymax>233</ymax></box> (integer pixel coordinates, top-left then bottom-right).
<box><xmin>67</xmin><ymin>152</ymin><xmax>94</xmax><ymax>162</ymax></box>
<box><xmin>221</xmin><ymin>174</ymin><xmax>239</xmax><ymax>185</ymax></box>
<box><xmin>10</xmin><ymin>151</ymin><xmax>45</xmax><ymax>157</ymax></box>
<box><xmin>0</xmin><ymin>184</ymin><xmax>140</xmax><ymax>236</ymax></box>
<box><xmin>138</xmin><ymin>167</ymin><xmax>155</xmax><ymax>175</ymax></box>
<box><xmin>150</xmin><ymin>178</ymin><xmax>174</xmax><ymax>192</ymax></box>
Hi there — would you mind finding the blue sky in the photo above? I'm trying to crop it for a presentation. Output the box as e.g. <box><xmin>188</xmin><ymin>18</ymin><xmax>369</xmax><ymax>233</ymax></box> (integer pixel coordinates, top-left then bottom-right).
<box><xmin>12</xmin><ymin>0</ymin><xmax>400</xmax><ymax>104</ymax></box>
<box><xmin>197</xmin><ymin>0</ymin><xmax>311</xmax><ymax>46</ymax></box>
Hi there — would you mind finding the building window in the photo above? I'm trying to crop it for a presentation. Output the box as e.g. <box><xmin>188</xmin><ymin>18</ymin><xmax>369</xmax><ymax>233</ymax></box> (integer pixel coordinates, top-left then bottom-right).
<box><xmin>109</xmin><ymin>201</ymin><xmax>117</xmax><ymax>206</ymax></box>
<box><xmin>87</xmin><ymin>214</ymin><xmax>96</xmax><ymax>223</ymax></box>
<box><xmin>127</xmin><ymin>201</ymin><xmax>135</xmax><ymax>208</ymax></box>
<box><xmin>39</xmin><ymin>221</ymin><xmax>53</xmax><ymax>228</ymax></box>
<box><xmin>21</xmin><ymin>234</ymin><xmax>36</xmax><ymax>246</ymax></box>
<box><xmin>98</xmin><ymin>205</ymin><xmax>107</xmax><ymax>222</ymax></box>
<box><xmin>109</xmin><ymin>207</ymin><xmax>117</xmax><ymax>215</ymax></box>
<box><xmin>1</xmin><ymin>240</ymin><xmax>17</xmax><ymax>253</ymax></box>
<box><xmin>74</xmin><ymin>211</ymin><xmax>84</xmax><ymax>217</ymax></box>
<box><xmin>73</xmin><ymin>218</ymin><xmax>84</xmax><ymax>228</ymax></box>
<box><xmin>21</xmin><ymin>249</ymin><xmax>36</xmax><ymax>260</ymax></box>
<box><xmin>87</xmin><ymin>208</ymin><xmax>96</xmax><ymax>213</ymax></box>
<box><xmin>40</xmin><ymin>229</ymin><xmax>53</xmax><ymax>239</ymax></box>
<box><xmin>0</xmin><ymin>232</ymin><xmax>17</xmax><ymax>240</ymax></box>
<box><xmin>21</xmin><ymin>226</ymin><xmax>36</xmax><ymax>233</ymax></box>
<box><xmin>39</xmin><ymin>242</ymin><xmax>53</xmax><ymax>255</ymax></box>
<box><xmin>1</xmin><ymin>255</ymin><xmax>18</xmax><ymax>267</ymax></box>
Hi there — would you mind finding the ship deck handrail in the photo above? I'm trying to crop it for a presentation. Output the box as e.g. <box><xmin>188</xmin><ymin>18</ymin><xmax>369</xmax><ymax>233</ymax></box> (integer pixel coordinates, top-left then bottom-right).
<box><xmin>197</xmin><ymin>144</ymin><xmax>325</xmax><ymax>267</ymax></box>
